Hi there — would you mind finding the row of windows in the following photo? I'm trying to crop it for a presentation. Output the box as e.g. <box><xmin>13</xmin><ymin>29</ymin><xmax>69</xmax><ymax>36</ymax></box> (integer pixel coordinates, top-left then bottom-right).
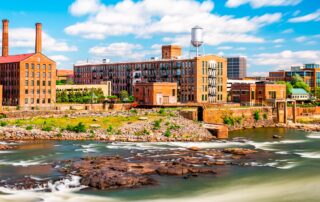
<box><xmin>25</xmin><ymin>89</ymin><xmax>52</xmax><ymax>95</ymax></box>
<box><xmin>25</xmin><ymin>98</ymin><xmax>51</xmax><ymax>104</ymax></box>
<box><xmin>25</xmin><ymin>72</ymin><xmax>52</xmax><ymax>78</ymax></box>
<box><xmin>25</xmin><ymin>63</ymin><xmax>52</xmax><ymax>71</ymax></box>
<box><xmin>25</xmin><ymin>80</ymin><xmax>52</xmax><ymax>86</ymax></box>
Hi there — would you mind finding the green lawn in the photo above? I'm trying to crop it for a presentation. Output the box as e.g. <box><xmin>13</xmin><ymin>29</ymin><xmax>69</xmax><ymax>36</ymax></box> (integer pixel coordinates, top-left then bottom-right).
<box><xmin>7</xmin><ymin>115</ymin><xmax>141</xmax><ymax>130</ymax></box>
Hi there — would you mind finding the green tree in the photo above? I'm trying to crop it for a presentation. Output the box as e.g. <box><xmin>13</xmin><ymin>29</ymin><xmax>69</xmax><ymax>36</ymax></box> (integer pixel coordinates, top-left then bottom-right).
<box><xmin>68</xmin><ymin>90</ymin><xmax>77</xmax><ymax>103</ymax></box>
<box><xmin>291</xmin><ymin>74</ymin><xmax>310</xmax><ymax>92</ymax></box>
<box><xmin>315</xmin><ymin>87</ymin><xmax>320</xmax><ymax>98</ymax></box>
<box><xmin>119</xmin><ymin>90</ymin><xmax>129</xmax><ymax>102</ymax></box>
<box><xmin>60</xmin><ymin>90</ymin><xmax>69</xmax><ymax>103</ymax></box>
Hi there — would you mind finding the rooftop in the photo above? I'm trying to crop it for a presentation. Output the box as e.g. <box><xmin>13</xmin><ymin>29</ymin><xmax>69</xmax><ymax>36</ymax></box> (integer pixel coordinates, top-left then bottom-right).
<box><xmin>0</xmin><ymin>53</ymin><xmax>34</xmax><ymax>64</ymax></box>
<box><xmin>292</xmin><ymin>88</ymin><xmax>309</xmax><ymax>95</ymax></box>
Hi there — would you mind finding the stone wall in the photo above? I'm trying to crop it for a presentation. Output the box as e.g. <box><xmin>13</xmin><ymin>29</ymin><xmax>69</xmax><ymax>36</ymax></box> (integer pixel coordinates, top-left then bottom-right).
<box><xmin>203</xmin><ymin>106</ymin><xmax>274</xmax><ymax>130</ymax></box>
<box><xmin>287</xmin><ymin>106</ymin><xmax>320</xmax><ymax>118</ymax></box>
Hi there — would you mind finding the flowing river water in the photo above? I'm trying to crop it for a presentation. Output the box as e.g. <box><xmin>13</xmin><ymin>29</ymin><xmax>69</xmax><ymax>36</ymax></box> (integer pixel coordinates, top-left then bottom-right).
<box><xmin>0</xmin><ymin>128</ymin><xmax>320</xmax><ymax>202</ymax></box>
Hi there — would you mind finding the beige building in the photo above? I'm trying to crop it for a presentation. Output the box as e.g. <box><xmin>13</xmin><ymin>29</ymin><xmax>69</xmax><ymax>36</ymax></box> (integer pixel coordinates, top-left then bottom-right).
<box><xmin>56</xmin><ymin>82</ymin><xmax>112</xmax><ymax>97</ymax></box>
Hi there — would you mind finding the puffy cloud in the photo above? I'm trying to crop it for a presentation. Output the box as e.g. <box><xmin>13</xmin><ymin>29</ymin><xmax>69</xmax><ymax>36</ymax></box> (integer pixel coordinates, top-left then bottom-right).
<box><xmin>69</xmin><ymin>0</ymin><xmax>101</xmax><ymax>16</ymax></box>
<box><xmin>288</xmin><ymin>9</ymin><xmax>320</xmax><ymax>23</ymax></box>
<box><xmin>272</xmin><ymin>38</ymin><xmax>284</xmax><ymax>43</ymax></box>
<box><xmin>218</xmin><ymin>46</ymin><xmax>233</xmax><ymax>50</ymax></box>
<box><xmin>294</xmin><ymin>36</ymin><xmax>307</xmax><ymax>42</ymax></box>
<box><xmin>89</xmin><ymin>42</ymin><xmax>143</xmax><ymax>59</ymax></box>
<box><xmin>226</xmin><ymin>0</ymin><xmax>301</xmax><ymax>8</ymax></box>
<box><xmin>252</xmin><ymin>50</ymin><xmax>320</xmax><ymax>69</ymax></box>
<box><xmin>49</xmin><ymin>55</ymin><xmax>70</xmax><ymax>61</ymax></box>
<box><xmin>0</xmin><ymin>28</ymin><xmax>77</xmax><ymax>52</ymax></box>
<box><xmin>65</xmin><ymin>0</ymin><xmax>282</xmax><ymax>46</ymax></box>
<box><xmin>282</xmin><ymin>29</ymin><xmax>294</xmax><ymax>34</ymax></box>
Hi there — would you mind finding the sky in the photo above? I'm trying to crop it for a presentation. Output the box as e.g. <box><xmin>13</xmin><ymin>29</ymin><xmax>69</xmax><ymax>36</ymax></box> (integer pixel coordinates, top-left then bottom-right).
<box><xmin>0</xmin><ymin>0</ymin><xmax>319</xmax><ymax>76</ymax></box>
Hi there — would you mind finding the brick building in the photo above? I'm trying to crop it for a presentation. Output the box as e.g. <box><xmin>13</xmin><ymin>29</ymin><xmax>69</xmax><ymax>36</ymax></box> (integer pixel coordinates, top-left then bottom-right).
<box><xmin>134</xmin><ymin>82</ymin><xmax>177</xmax><ymax>105</ymax></box>
<box><xmin>74</xmin><ymin>45</ymin><xmax>227</xmax><ymax>104</ymax></box>
<box><xmin>231</xmin><ymin>82</ymin><xmax>286</xmax><ymax>106</ymax></box>
<box><xmin>0</xmin><ymin>19</ymin><xmax>56</xmax><ymax>107</ymax></box>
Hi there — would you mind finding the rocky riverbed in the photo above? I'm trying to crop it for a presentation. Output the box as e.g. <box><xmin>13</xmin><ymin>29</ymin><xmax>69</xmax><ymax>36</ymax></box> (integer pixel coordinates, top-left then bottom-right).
<box><xmin>0</xmin><ymin>146</ymin><xmax>264</xmax><ymax>191</ymax></box>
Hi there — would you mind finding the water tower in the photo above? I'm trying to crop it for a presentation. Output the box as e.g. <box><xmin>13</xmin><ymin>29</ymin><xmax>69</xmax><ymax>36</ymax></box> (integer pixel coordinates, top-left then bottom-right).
<box><xmin>190</xmin><ymin>25</ymin><xmax>205</xmax><ymax>57</ymax></box>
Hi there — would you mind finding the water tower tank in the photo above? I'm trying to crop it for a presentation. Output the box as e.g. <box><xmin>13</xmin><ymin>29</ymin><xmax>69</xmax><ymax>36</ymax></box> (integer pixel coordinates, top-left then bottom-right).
<box><xmin>191</xmin><ymin>26</ymin><xmax>203</xmax><ymax>47</ymax></box>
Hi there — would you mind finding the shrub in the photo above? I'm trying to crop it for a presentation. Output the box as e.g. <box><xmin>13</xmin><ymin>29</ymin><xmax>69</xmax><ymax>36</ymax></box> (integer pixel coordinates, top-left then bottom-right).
<box><xmin>253</xmin><ymin>111</ymin><xmax>260</xmax><ymax>121</ymax></box>
<box><xmin>42</xmin><ymin>125</ymin><xmax>52</xmax><ymax>132</ymax></box>
<box><xmin>153</xmin><ymin>119</ymin><xmax>162</xmax><ymax>130</ymax></box>
<box><xmin>0</xmin><ymin>121</ymin><xmax>8</xmax><ymax>127</ymax></box>
<box><xmin>159</xmin><ymin>108</ymin><xmax>166</xmax><ymax>115</ymax></box>
<box><xmin>56</xmin><ymin>133</ymin><xmax>62</xmax><ymax>138</ymax></box>
<box><xmin>66</xmin><ymin>122</ymin><xmax>86</xmax><ymax>133</ymax></box>
<box><xmin>106</xmin><ymin>125</ymin><xmax>113</xmax><ymax>133</ymax></box>
<box><xmin>169</xmin><ymin>123</ymin><xmax>181</xmax><ymax>130</ymax></box>
<box><xmin>134</xmin><ymin>128</ymin><xmax>150</xmax><ymax>136</ymax></box>
<box><xmin>263</xmin><ymin>113</ymin><xmax>268</xmax><ymax>120</ymax></box>
<box><xmin>26</xmin><ymin>125</ymin><xmax>33</xmax><ymax>130</ymax></box>
<box><xmin>16</xmin><ymin>106</ymin><xmax>21</xmax><ymax>110</ymax></box>
<box><xmin>15</xmin><ymin>119</ymin><xmax>22</xmax><ymax>126</ymax></box>
<box><xmin>0</xmin><ymin>114</ymin><xmax>7</xmax><ymax>119</ymax></box>
<box><xmin>223</xmin><ymin>116</ymin><xmax>242</xmax><ymax>126</ymax></box>
<box><xmin>130</xmin><ymin>109</ymin><xmax>138</xmax><ymax>114</ymax></box>
<box><xmin>164</xmin><ymin>129</ymin><xmax>171</xmax><ymax>137</ymax></box>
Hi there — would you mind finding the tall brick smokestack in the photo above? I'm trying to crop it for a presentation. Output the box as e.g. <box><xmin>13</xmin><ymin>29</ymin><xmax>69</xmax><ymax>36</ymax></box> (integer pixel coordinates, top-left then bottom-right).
<box><xmin>2</xmin><ymin>19</ymin><xmax>9</xmax><ymax>57</ymax></box>
<box><xmin>35</xmin><ymin>23</ymin><xmax>42</xmax><ymax>53</ymax></box>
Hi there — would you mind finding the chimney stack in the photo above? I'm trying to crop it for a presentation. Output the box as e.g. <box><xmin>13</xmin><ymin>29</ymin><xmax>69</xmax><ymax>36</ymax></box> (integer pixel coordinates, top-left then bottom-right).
<box><xmin>35</xmin><ymin>23</ymin><xmax>42</xmax><ymax>53</ymax></box>
<box><xmin>2</xmin><ymin>19</ymin><xmax>9</xmax><ymax>57</ymax></box>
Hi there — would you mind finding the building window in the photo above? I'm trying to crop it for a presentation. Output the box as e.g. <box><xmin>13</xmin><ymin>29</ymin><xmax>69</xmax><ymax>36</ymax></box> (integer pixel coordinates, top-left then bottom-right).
<box><xmin>25</xmin><ymin>89</ymin><xmax>28</xmax><ymax>94</ymax></box>
<box><xmin>37</xmin><ymin>99</ymin><xmax>40</xmax><ymax>104</ymax></box>
<box><xmin>172</xmin><ymin>89</ymin><xmax>176</xmax><ymax>96</ymax></box>
<box><xmin>25</xmin><ymin>63</ymin><xmax>29</xmax><ymax>69</ymax></box>
<box><xmin>43</xmin><ymin>72</ymin><xmax>46</xmax><ymax>78</ymax></box>
<box><xmin>43</xmin><ymin>81</ymin><xmax>46</xmax><ymax>86</ymax></box>
<box><xmin>25</xmin><ymin>72</ymin><xmax>29</xmax><ymax>78</ymax></box>
<box><xmin>31</xmin><ymin>63</ymin><xmax>35</xmax><ymax>70</ymax></box>
<box><xmin>37</xmin><ymin>72</ymin><xmax>40</xmax><ymax>78</ymax></box>
<box><xmin>48</xmin><ymin>89</ymin><xmax>51</xmax><ymax>94</ymax></box>
<box><xmin>251</xmin><ymin>91</ymin><xmax>255</xmax><ymax>99</ymax></box>
<box><xmin>42</xmin><ymin>64</ymin><xmax>46</xmax><ymax>70</ymax></box>
<box><xmin>25</xmin><ymin>80</ymin><xmax>28</xmax><ymax>86</ymax></box>
<box><xmin>43</xmin><ymin>89</ymin><xmax>46</xmax><ymax>94</ymax></box>
<box><xmin>31</xmin><ymin>98</ymin><xmax>34</xmax><ymax>104</ymax></box>
<box><xmin>48</xmin><ymin>81</ymin><xmax>51</xmax><ymax>86</ymax></box>
<box><xmin>25</xmin><ymin>98</ymin><xmax>28</xmax><ymax>104</ymax></box>
<box><xmin>37</xmin><ymin>89</ymin><xmax>40</xmax><ymax>94</ymax></box>
<box><xmin>48</xmin><ymin>64</ymin><xmax>52</xmax><ymax>70</ymax></box>
<box><xmin>48</xmin><ymin>99</ymin><xmax>51</xmax><ymax>104</ymax></box>
<box><xmin>37</xmin><ymin>64</ymin><xmax>40</xmax><ymax>70</ymax></box>
<box><xmin>48</xmin><ymin>72</ymin><xmax>51</xmax><ymax>78</ymax></box>
<box><xmin>42</xmin><ymin>99</ymin><xmax>45</xmax><ymax>104</ymax></box>
<box><xmin>31</xmin><ymin>80</ymin><xmax>34</xmax><ymax>86</ymax></box>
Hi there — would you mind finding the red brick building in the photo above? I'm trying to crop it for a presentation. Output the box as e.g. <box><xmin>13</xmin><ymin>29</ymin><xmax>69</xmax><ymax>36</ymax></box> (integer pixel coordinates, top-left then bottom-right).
<box><xmin>231</xmin><ymin>82</ymin><xmax>286</xmax><ymax>106</ymax></box>
<box><xmin>0</xmin><ymin>19</ymin><xmax>56</xmax><ymax>107</ymax></box>
<box><xmin>74</xmin><ymin>46</ymin><xmax>227</xmax><ymax>104</ymax></box>
<box><xmin>133</xmin><ymin>82</ymin><xmax>177</xmax><ymax>105</ymax></box>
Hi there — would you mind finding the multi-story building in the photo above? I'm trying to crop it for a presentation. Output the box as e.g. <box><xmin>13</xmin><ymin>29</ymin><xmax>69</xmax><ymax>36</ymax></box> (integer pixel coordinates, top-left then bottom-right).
<box><xmin>0</xmin><ymin>19</ymin><xmax>56</xmax><ymax>107</ymax></box>
<box><xmin>268</xmin><ymin>64</ymin><xmax>320</xmax><ymax>91</ymax></box>
<box><xmin>231</xmin><ymin>82</ymin><xmax>286</xmax><ymax>106</ymax></box>
<box><xmin>74</xmin><ymin>45</ymin><xmax>227</xmax><ymax>103</ymax></box>
<box><xmin>227</xmin><ymin>57</ymin><xmax>247</xmax><ymax>79</ymax></box>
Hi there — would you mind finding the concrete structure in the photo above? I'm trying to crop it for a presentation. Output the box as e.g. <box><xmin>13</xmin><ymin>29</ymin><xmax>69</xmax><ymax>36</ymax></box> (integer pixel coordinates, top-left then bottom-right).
<box><xmin>290</xmin><ymin>88</ymin><xmax>310</xmax><ymax>101</ymax></box>
<box><xmin>74</xmin><ymin>45</ymin><xmax>227</xmax><ymax>104</ymax></box>
<box><xmin>0</xmin><ymin>19</ymin><xmax>56</xmax><ymax>107</ymax></box>
<box><xmin>56</xmin><ymin>82</ymin><xmax>112</xmax><ymax>97</ymax></box>
<box><xmin>133</xmin><ymin>82</ymin><xmax>177</xmax><ymax>105</ymax></box>
<box><xmin>231</xmin><ymin>82</ymin><xmax>286</xmax><ymax>106</ymax></box>
<box><xmin>227</xmin><ymin>57</ymin><xmax>247</xmax><ymax>79</ymax></box>
<box><xmin>227</xmin><ymin>79</ymin><xmax>257</xmax><ymax>93</ymax></box>
<box><xmin>56</xmin><ymin>70</ymin><xmax>74</xmax><ymax>84</ymax></box>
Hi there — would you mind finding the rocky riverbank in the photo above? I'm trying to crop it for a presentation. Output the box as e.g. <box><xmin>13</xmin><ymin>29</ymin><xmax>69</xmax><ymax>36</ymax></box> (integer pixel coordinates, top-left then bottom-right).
<box><xmin>276</xmin><ymin>122</ymin><xmax>320</xmax><ymax>132</ymax></box>
<box><xmin>0</xmin><ymin>147</ymin><xmax>262</xmax><ymax>190</ymax></box>
<box><xmin>0</xmin><ymin>109</ymin><xmax>214</xmax><ymax>142</ymax></box>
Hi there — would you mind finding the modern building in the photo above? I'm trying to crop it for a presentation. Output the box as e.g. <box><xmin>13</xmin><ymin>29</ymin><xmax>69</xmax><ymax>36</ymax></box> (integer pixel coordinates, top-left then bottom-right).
<box><xmin>268</xmin><ymin>64</ymin><xmax>320</xmax><ymax>91</ymax></box>
<box><xmin>0</xmin><ymin>19</ymin><xmax>56</xmax><ymax>107</ymax></box>
<box><xmin>74</xmin><ymin>45</ymin><xmax>227</xmax><ymax>104</ymax></box>
<box><xmin>56</xmin><ymin>69</ymin><xmax>74</xmax><ymax>84</ymax></box>
<box><xmin>133</xmin><ymin>82</ymin><xmax>177</xmax><ymax>105</ymax></box>
<box><xmin>290</xmin><ymin>88</ymin><xmax>310</xmax><ymax>101</ymax></box>
<box><xmin>231</xmin><ymin>82</ymin><xmax>286</xmax><ymax>106</ymax></box>
<box><xmin>56</xmin><ymin>82</ymin><xmax>112</xmax><ymax>97</ymax></box>
<box><xmin>227</xmin><ymin>57</ymin><xmax>247</xmax><ymax>79</ymax></box>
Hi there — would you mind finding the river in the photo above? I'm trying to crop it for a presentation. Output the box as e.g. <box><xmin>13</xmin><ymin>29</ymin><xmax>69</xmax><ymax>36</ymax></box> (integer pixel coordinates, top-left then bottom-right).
<box><xmin>0</xmin><ymin>128</ymin><xmax>319</xmax><ymax>202</ymax></box>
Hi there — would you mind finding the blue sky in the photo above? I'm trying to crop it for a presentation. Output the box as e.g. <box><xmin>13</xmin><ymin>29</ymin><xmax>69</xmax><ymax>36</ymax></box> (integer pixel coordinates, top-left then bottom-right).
<box><xmin>0</xmin><ymin>0</ymin><xmax>319</xmax><ymax>76</ymax></box>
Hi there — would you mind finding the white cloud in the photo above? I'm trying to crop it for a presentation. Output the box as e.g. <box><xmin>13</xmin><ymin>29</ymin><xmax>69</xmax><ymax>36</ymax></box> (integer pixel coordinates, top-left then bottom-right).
<box><xmin>218</xmin><ymin>46</ymin><xmax>232</xmax><ymax>50</ymax></box>
<box><xmin>282</xmin><ymin>29</ymin><xmax>294</xmax><ymax>34</ymax></box>
<box><xmin>294</xmin><ymin>36</ymin><xmax>307</xmax><ymax>42</ymax></box>
<box><xmin>0</xmin><ymin>28</ymin><xmax>78</xmax><ymax>52</ymax></box>
<box><xmin>65</xmin><ymin>0</ymin><xmax>282</xmax><ymax>46</ymax></box>
<box><xmin>226</xmin><ymin>0</ymin><xmax>301</xmax><ymax>8</ymax></box>
<box><xmin>49</xmin><ymin>55</ymin><xmax>70</xmax><ymax>61</ymax></box>
<box><xmin>272</xmin><ymin>38</ymin><xmax>284</xmax><ymax>43</ymax></box>
<box><xmin>252</xmin><ymin>50</ymin><xmax>320</xmax><ymax>69</ymax></box>
<box><xmin>69</xmin><ymin>0</ymin><xmax>101</xmax><ymax>16</ymax></box>
<box><xmin>89</xmin><ymin>42</ymin><xmax>143</xmax><ymax>59</ymax></box>
<box><xmin>288</xmin><ymin>9</ymin><xmax>320</xmax><ymax>23</ymax></box>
